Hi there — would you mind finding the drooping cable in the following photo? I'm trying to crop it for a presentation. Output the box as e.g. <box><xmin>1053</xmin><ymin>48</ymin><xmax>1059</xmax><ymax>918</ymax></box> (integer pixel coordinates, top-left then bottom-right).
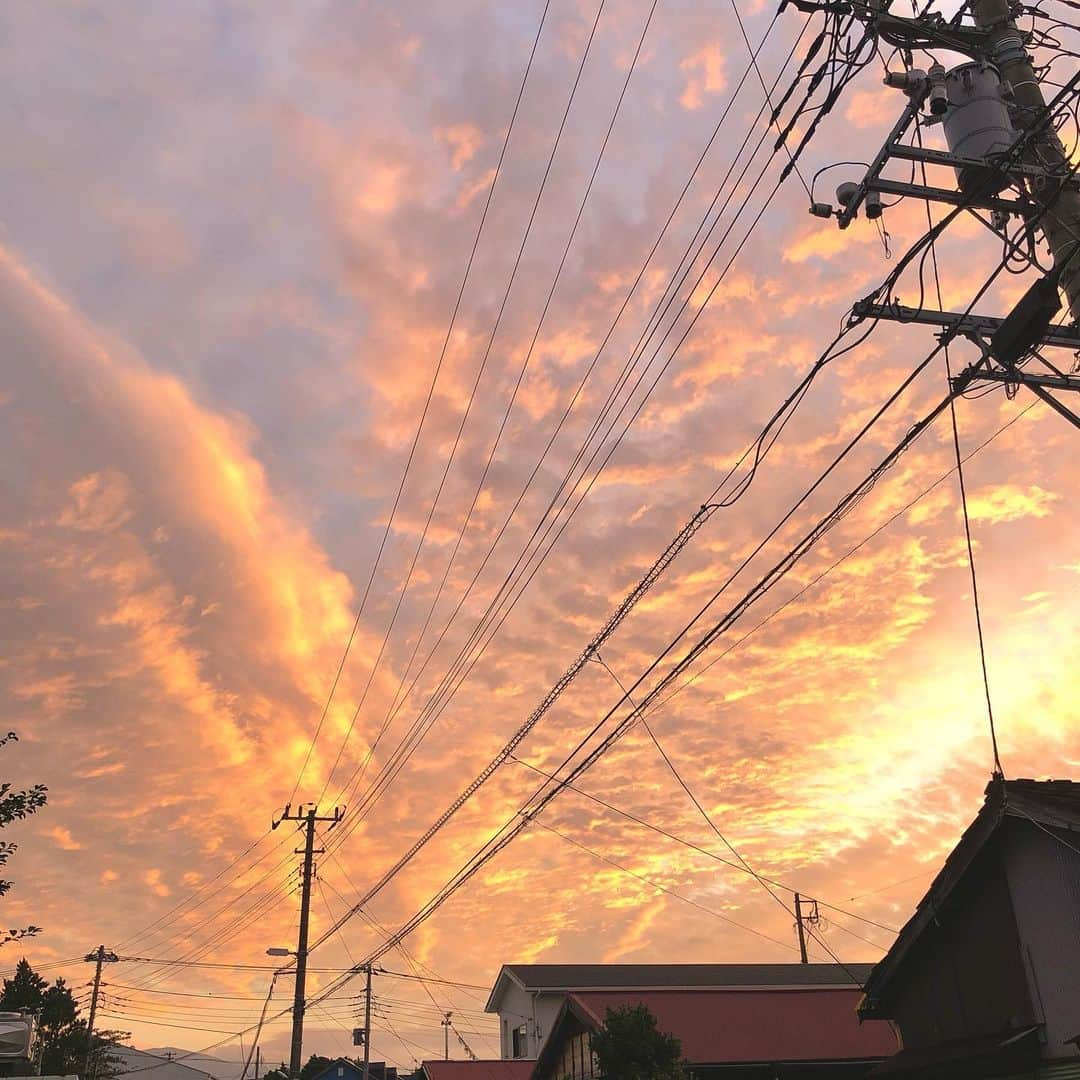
<box><xmin>915</xmin><ymin>116</ymin><xmax>1003</xmax><ymax>777</ymax></box>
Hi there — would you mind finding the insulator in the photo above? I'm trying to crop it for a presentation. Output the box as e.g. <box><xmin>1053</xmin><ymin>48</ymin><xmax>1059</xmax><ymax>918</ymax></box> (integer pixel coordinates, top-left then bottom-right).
<box><xmin>928</xmin><ymin>62</ymin><xmax>949</xmax><ymax>116</ymax></box>
<box><xmin>836</xmin><ymin>181</ymin><xmax>860</xmax><ymax>208</ymax></box>
<box><xmin>884</xmin><ymin>68</ymin><xmax>927</xmax><ymax>97</ymax></box>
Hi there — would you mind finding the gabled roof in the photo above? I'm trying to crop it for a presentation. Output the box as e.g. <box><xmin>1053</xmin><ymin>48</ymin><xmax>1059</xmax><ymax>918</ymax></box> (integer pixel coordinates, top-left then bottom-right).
<box><xmin>420</xmin><ymin>1062</ymin><xmax>533</xmax><ymax>1080</ymax></box>
<box><xmin>859</xmin><ymin>776</ymin><xmax>1080</xmax><ymax>1018</ymax></box>
<box><xmin>534</xmin><ymin>987</ymin><xmax>897</xmax><ymax>1073</ymax></box>
<box><xmin>485</xmin><ymin>962</ymin><xmax>872</xmax><ymax>1012</ymax></box>
<box><xmin>309</xmin><ymin>1058</ymin><xmax>393</xmax><ymax>1080</ymax></box>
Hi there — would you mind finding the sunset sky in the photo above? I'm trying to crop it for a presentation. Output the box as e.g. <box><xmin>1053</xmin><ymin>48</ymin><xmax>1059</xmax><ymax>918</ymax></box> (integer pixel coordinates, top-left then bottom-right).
<box><xmin>2</xmin><ymin>0</ymin><xmax>1078</xmax><ymax>1072</ymax></box>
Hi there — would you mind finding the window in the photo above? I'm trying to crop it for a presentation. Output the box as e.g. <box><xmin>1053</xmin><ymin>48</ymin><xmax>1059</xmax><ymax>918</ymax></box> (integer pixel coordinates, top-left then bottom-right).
<box><xmin>512</xmin><ymin>1023</ymin><xmax>529</xmax><ymax>1058</ymax></box>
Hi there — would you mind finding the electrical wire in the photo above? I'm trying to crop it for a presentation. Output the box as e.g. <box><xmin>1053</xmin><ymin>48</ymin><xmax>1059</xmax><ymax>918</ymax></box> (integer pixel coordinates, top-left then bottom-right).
<box><xmin>318</xmin><ymin>12</ymin><xmax>817</xmax><ymax>841</ymax></box>
<box><xmin>315</xmin><ymin>0</ymin><xmax>607</xmax><ymax>808</ymax></box>
<box><xmin>914</xmin><ymin>118</ymin><xmax>1004</xmax><ymax>777</ymax></box>
<box><xmin>287</xmin><ymin>0</ymin><xmax>554</xmax><ymax>806</ymax></box>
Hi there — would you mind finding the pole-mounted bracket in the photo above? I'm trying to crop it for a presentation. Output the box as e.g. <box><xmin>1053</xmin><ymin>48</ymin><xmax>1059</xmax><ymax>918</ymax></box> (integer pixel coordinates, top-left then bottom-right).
<box><xmin>851</xmin><ymin>300</ymin><xmax>1080</xmax><ymax>351</ymax></box>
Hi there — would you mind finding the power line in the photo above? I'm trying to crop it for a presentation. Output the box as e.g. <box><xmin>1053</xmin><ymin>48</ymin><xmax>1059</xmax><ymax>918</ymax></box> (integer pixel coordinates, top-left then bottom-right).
<box><xmin>914</xmin><ymin>117</ymin><xmax>1003</xmax><ymax>777</ymax></box>
<box><xmin>288</xmin><ymin>0</ymin><xmax>554</xmax><ymax>805</ymax></box>
<box><xmin>316</xmin><ymin>11</ymin><xmax>816</xmax><ymax>848</ymax></box>
<box><xmin>316</xmin><ymin>0</ymin><xmax>609</xmax><ymax>807</ymax></box>
<box><xmin>530</xmin><ymin>817</ymin><xmax>809</xmax><ymax>956</ymax></box>
<box><xmin>305</xmin><ymin>350</ymin><xmax>985</xmax><ymax>1005</ymax></box>
<box><xmin>354</xmin><ymin>0</ymin><xmax>661</xmax><ymax>808</ymax></box>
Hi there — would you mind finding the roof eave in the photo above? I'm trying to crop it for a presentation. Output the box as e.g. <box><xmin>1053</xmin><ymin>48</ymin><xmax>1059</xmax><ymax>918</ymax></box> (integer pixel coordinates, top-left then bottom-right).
<box><xmin>485</xmin><ymin>965</ymin><xmax>529</xmax><ymax>1014</ymax></box>
<box><xmin>859</xmin><ymin>776</ymin><xmax>1009</xmax><ymax>1014</ymax></box>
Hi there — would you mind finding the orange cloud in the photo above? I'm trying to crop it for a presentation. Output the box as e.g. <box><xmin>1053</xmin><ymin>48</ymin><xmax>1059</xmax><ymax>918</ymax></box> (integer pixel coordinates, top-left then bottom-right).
<box><xmin>47</xmin><ymin>826</ymin><xmax>82</xmax><ymax>851</ymax></box>
<box><xmin>965</xmin><ymin>483</ymin><xmax>1059</xmax><ymax>524</ymax></box>
<box><xmin>679</xmin><ymin>44</ymin><xmax>727</xmax><ymax>110</ymax></box>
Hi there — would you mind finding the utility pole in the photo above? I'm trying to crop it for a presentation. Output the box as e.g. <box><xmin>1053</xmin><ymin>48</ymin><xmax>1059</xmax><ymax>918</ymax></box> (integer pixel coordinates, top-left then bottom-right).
<box><xmin>254</xmin><ymin>1047</ymin><xmax>261</xmax><ymax>1080</ymax></box>
<box><xmin>442</xmin><ymin>1013</ymin><xmax>452</xmax><ymax>1061</ymax></box>
<box><xmin>361</xmin><ymin>965</ymin><xmax>372</xmax><ymax>1080</ymax></box>
<box><xmin>83</xmin><ymin>946</ymin><xmax>118</xmax><ymax>1079</ymax></box>
<box><xmin>273</xmin><ymin>804</ymin><xmax>344</xmax><ymax>1079</ymax></box>
<box><xmin>969</xmin><ymin>0</ymin><xmax>1080</xmax><ymax>318</ymax></box>
<box><xmin>789</xmin><ymin>0</ymin><xmax>1080</xmax><ymax>416</ymax></box>
<box><xmin>793</xmin><ymin>894</ymin><xmax>820</xmax><ymax>964</ymax></box>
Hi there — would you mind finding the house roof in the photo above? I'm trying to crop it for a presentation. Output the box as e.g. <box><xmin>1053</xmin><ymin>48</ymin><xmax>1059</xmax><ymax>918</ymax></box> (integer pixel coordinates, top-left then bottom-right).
<box><xmin>420</xmin><ymin>1062</ymin><xmax>533</xmax><ymax>1080</ymax></box>
<box><xmin>859</xmin><ymin>776</ymin><xmax>1080</xmax><ymax>1018</ymax></box>
<box><xmin>535</xmin><ymin>987</ymin><xmax>896</xmax><ymax>1070</ymax></box>
<box><xmin>485</xmin><ymin>963</ymin><xmax>872</xmax><ymax>1012</ymax></box>
<box><xmin>308</xmin><ymin>1059</ymin><xmax>370</xmax><ymax>1080</ymax></box>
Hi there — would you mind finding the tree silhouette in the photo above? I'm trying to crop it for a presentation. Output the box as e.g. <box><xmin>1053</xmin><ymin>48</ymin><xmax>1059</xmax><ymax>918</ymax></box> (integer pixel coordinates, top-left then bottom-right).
<box><xmin>589</xmin><ymin>1004</ymin><xmax>688</xmax><ymax>1080</ymax></box>
<box><xmin>0</xmin><ymin>733</ymin><xmax>46</xmax><ymax>948</ymax></box>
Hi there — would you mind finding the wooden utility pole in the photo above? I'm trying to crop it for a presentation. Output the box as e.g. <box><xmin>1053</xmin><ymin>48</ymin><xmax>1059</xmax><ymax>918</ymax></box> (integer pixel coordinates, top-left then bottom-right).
<box><xmin>83</xmin><ymin>945</ymin><xmax>118</xmax><ymax>1079</ymax></box>
<box><xmin>273</xmin><ymin>805</ymin><xmax>344</xmax><ymax>1079</ymax></box>
<box><xmin>361</xmin><ymin>965</ymin><xmax>372</xmax><ymax>1080</ymax></box>
<box><xmin>793</xmin><ymin>894</ymin><xmax>820</xmax><ymax>964</ymax></box>
<box><xmin>794</xmin><ymin>894</ymin><xmax>808</xmax><ymax>964</ymax></box>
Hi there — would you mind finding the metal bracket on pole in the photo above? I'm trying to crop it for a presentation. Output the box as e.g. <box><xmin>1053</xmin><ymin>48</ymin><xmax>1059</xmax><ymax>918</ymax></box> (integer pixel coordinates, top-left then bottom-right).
<box><xmin>851</xmin><ymin>301</ymin><xmax>1080</xmax><ymax>351</ymax></box>
<box><xmin>867</xmin><ymin>178</ymin><xmax>1032</xmax><ymax>215</ymax></box>
<box><xmin>967</xmin><ymin>369</ymin><xmax>1080</xmax><ymax>393</ymax></box>
<box><xmin>887</xmin><ymin>143</ymin><xmax>1077</xmax><ymax>185</ymax></box>
<box><xmin>837</xmin><ymin>93</ymin><xmax>926</xmax><ymax>228</ymax></box>
<box><xmin>953</xmin><ymin>368</ymin><xmax>1080</xmax><ymax>429</ymax></box>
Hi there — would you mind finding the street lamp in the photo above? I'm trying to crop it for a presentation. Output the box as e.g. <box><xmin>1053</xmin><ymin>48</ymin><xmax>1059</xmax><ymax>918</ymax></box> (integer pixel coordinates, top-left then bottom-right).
<box><xmin>266</xmin><ymin>948</ymin><xmax>293</xmax><ymax>957</ymax></box>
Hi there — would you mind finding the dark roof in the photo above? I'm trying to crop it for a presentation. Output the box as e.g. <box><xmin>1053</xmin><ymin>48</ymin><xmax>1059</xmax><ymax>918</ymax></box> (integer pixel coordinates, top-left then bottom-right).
<box><xmin>420</xmin><ymin>1063</ymin><xmax>533</xmax><ymax>1080</ymax></box>
<box><xmin>535</xmin><ymin>988</ymin><xmax>896</xmax><ymax>1071</ymax></box>
<box><xmin>860</xmin><ymin>777</ymin><xmax>1080</xmax><ymax>1018</ymax></box>
<box><xmin>486</xmin><ymin>963</ymin><xmax>871</xmax><ymax>1011</ymax></box>
<box><xmin>309</xmin><ymin>1059</ymin><xmax>394</xmax><ymax>1080</ymax></box>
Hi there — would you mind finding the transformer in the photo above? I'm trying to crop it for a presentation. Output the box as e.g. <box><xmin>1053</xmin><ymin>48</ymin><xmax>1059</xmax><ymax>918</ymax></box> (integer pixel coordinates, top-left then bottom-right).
<box><xmin>942</xmin><ymin>62</ymin><xmax>1018</xmax><ymax>194</ymax></box>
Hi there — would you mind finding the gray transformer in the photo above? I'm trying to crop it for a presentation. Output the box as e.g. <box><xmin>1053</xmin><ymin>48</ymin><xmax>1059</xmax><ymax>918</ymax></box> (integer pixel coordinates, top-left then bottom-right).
<box><xmin>942</xmin><ymin>62</ymin><xmax>1018</xmax><ymax>193</ymax></box>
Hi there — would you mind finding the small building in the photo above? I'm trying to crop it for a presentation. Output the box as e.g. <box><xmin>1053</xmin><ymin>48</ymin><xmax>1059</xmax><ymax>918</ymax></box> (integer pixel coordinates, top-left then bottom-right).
<box><xmin>419</xmin><ymin>1063</ymin><xmax>533</xmax><ymax>1080</ymax></box>
<box><xmin>485</xmin><ymin>962</ymin><xmax>876</xmax><ymax>1061</ymax></box>
<box><xmin>858</xmin><ymin>776</ymin><xmax>1080</xmax><ymax>1078</ymax></box>
<box><xmin>532</xmin><ymin>986</ymin><xmax>897</xmax><ymax>1078</ymax></box>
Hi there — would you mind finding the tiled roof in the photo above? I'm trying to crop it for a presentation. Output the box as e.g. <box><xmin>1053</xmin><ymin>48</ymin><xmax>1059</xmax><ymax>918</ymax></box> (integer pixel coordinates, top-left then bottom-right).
<box><xmin>421</xmin><ymin>1063</ymin><xmax>533</xmax><ymax>1080</ymax></box>
<box><xmin>561</xmin><ymin>987</ymin><xmax>897</xmax><ymax>1065</ymax></box>
<box><xmin>502</xmin><ymin>962</ymin><xmax>871</xmax><ymax>989</ymax></box>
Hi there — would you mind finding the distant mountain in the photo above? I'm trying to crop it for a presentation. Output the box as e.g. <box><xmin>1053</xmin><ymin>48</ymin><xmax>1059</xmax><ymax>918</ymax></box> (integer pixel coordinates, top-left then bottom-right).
<box><xmin>143</xmin><ymin>1048</ymin><xmax>245</xmax><ymax>1080</ymax></box>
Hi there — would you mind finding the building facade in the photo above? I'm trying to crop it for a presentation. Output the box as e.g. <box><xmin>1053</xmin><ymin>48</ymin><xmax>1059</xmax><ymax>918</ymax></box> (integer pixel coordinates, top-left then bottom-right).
<box><xmin>859</xmin><ymin>777</ymin><xmax>1080</xmax><ymax>1078</ymax></box>
<box><xmin>484</xmin><ymin>963</ymin><xmax>876</xmax><ymax>1062</ymax></box>
<box><xmin>531</xmin><ymin>986</ymin><xmax>897</xmax><ymax>1079</ymax></box>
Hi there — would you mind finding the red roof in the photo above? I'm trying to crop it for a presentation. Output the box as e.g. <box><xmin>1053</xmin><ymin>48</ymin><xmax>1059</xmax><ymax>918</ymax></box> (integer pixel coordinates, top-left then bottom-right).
<box><xmin>567</xmin><ymin>988</ymin><xmax>898</xmax><ymax>1064</ymax></box>
<box><xmin>421</xmin><ymin>1062</ymin><xmax>534</xmax><ymax>1080</ymax></box>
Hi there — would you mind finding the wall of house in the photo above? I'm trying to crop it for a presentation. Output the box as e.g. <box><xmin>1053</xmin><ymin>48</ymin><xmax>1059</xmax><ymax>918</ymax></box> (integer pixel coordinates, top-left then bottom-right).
<box><xmin>888</xmin><ymin>845</ymin><xmax>1036</xmax><ymax>1049</ymax></box>
<box><xmin>1002</xmin><ymin>817</ymin><xmax>1080</xmax><ymax>1059</ymax></box>
<box><xmin>539</xmin><ymin>1032</ymin><xmax>596</xmax><ymax>1080</ymax></box>
<box><xmin>495</xmin><ymin>986</ymin><xmax>564</xmax><ymax>1059</ymax></box>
